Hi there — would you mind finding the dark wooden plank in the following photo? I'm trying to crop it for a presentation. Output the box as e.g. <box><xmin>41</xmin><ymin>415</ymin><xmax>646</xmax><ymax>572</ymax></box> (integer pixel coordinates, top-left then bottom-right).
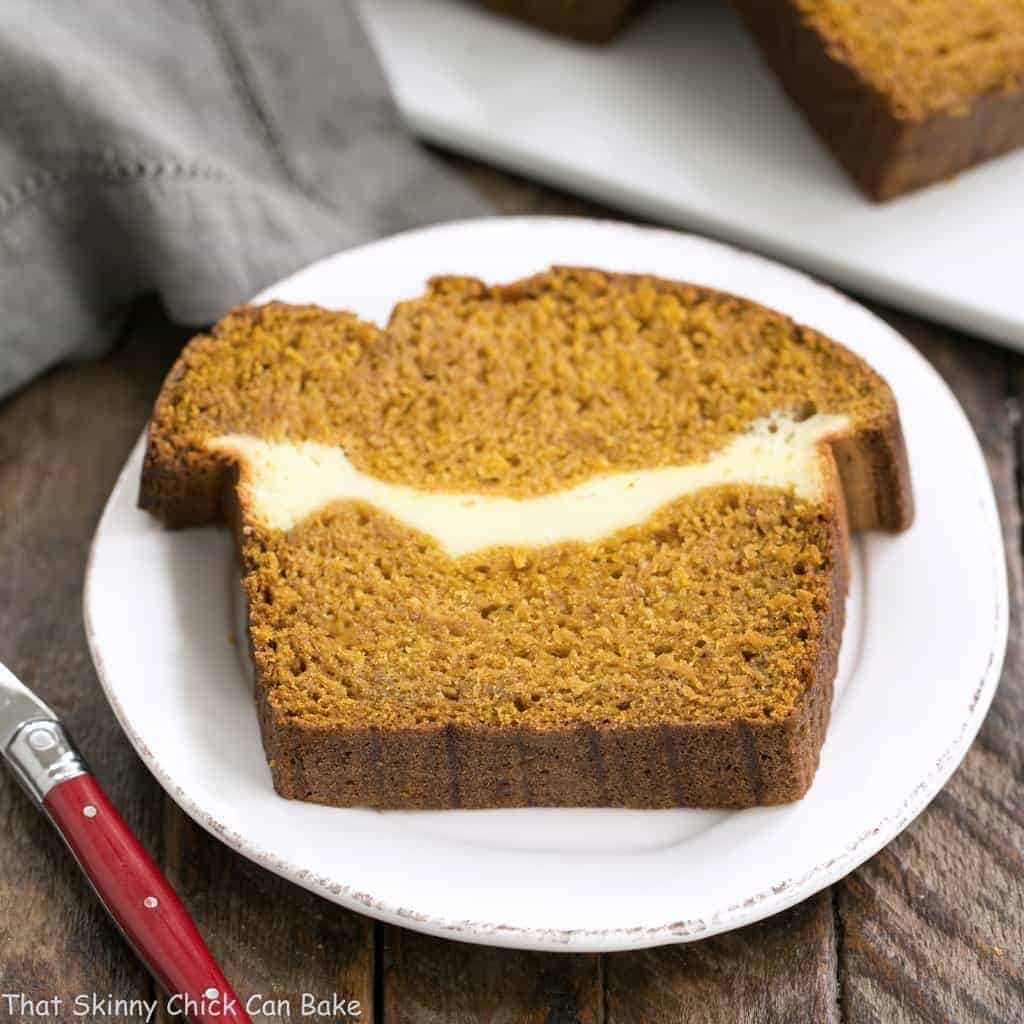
<box><xmin>835</xmin><ymin>311</ymin><xmax>1024</xmax><ymax>1024</ymax></box>
<box><xmin>0</xmin><ymin>301</ymin><xmax>187</xmax><ymax>1012</ymax></box>
<box><xmin>156</xmin><ymin>801</ymin><xmax>375</xmax><ymax>1024</ymax></box>
<box><xmin>606</xmin><ymin>890</ymin><xmax>839</xmax><ymax>1024</ymax></box>
<box><xmin>382</xmin><ymin>928</ymin><xmax>602</xmax><ymax>1024</ymax></box>
<box><xmin>436</xmin><ymin>149</ymin><xmax>617</xmax><ymax>221</ymax></box>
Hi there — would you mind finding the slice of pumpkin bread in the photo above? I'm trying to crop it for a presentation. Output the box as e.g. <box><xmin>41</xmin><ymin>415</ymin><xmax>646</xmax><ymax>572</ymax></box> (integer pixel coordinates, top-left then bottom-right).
<box><xmin>140</xmin><ymin>268</ymin><xmax>912</xmax><ymax>809</ymax></box>
<box><xmin>731</xmin><ymin>0</ymin><xmax>1024</xmax><ymax>199</ymax></box>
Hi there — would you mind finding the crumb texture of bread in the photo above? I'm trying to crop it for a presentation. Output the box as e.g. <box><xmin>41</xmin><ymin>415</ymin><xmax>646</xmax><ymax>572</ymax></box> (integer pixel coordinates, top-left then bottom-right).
<box><xmin>141</xmin><ymin>267</ymin><xmax>913</xmax><ymax>809</ymax></box>
<box><xmin>142</xmin><ymin>268</ymin><xmax>903</xmax><ymax>512</ymax></box>
<box><xmin>795</xmin><ymin>0</ymin><xmax>1024</xmax><ymax>120</ymax></box>
<box><xmin>732</xmin><ymin>0</ymin><xmax>1024</xmax><ymax>198</ymax></box>
<box><xmin>244</xmin><ymin>486</ymin><xmax>837</xmax><ymax>731</ymax></box>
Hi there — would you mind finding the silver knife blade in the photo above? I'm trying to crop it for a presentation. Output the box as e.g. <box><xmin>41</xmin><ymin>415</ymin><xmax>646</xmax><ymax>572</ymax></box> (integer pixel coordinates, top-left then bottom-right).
<box><xmin>0</xmin><ymin>662</ymin><xmax>86</xmax><ymax>805</ymax></box>
<box><xmin>0</xmin><ymin>662</ymin><xmax>58</xmax><ymax>748</ymax></box>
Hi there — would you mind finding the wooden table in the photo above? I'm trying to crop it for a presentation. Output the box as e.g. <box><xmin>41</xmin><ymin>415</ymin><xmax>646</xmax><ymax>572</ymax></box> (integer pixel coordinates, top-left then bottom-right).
<box><xmin>1</xmin><ymin>155</ymin><xmax>1021</xmax><ymax>1024</ymax></box>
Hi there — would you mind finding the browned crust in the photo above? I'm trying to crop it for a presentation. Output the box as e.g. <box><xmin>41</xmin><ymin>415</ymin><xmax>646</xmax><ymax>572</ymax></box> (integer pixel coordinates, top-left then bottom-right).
<box><xmin>831</xmin><ymin>413</ymin><xmax>914</xmax><ymax>531</ymax></box>
<box><xmin>139</xmin><ymin>269</ymin><xmax>912</xmax><ymax>808</ymax></box>
<box><xmin>729</xmin><ymin>0</ymin><xmax>1024</xmax><ymax>200</ymax></box>
<box><xmin>139</xmin><ymin>307</ymin><xmax>265</xmax><ymax>529</ymax></box>
<box><xmin>480</xmin><ymin>0</ymin><xmax>639</xmax><ymax>43</ymax></box>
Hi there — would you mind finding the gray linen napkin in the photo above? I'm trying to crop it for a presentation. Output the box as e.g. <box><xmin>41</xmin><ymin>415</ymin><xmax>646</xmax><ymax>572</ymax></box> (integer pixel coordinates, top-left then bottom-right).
<box><xmin>0</xmin><ymin>0</ymin><xmax>490</xmax><ymax>398</ymax></box>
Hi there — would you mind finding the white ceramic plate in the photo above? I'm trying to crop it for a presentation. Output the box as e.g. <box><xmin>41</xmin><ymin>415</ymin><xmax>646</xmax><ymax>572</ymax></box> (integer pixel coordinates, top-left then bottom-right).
<box><xmin>85</xmin><ymin>217</ymin><xmax>1006</xmax><ymax>952</ymax></box>
<box><xmin>358</xmin><ymin>0</ymin><xmax>1024</xmax><ymax>351</ymax></box>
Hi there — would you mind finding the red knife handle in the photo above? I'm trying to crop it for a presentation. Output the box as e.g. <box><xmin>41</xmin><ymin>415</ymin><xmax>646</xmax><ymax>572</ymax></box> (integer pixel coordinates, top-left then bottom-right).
<box><xmin>44</xmin><ymin>774</ymin><xmax>252</xmax><ymax>1024</ymax></box>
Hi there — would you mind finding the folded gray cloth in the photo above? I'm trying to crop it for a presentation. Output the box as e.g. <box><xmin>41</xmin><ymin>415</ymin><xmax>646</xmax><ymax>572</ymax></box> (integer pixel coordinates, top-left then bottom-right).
<box><xmin>0</xmin><ymin>0</ymin><xmax>489</xmax><ymax>398</ymax></box>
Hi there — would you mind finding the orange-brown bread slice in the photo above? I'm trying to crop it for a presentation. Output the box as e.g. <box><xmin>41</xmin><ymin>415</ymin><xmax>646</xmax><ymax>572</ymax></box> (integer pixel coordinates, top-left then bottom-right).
<box><xmin>141</xmin><ymin>268</ymin><xmax>912</xmax><ymax>808</ymax></box>
<box><xmin>731</xmin><ymin>0</ymin><xmax>1024</xmax><ymax>199</ymax></box>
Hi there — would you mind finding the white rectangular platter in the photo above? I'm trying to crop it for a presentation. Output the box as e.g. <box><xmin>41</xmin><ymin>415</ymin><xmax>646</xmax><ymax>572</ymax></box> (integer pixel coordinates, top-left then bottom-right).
<box><xmin>358</xmin><ymin>0</ymin><xmax>1024</xmax><ymax>350</ymax></box>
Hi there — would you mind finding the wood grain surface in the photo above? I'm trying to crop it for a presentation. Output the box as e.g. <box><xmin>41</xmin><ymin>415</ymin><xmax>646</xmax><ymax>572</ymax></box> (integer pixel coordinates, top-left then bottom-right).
<box><xmin>0</xmin><ymin>158</ymin><xmax>1020</xmax><ymax>1024</ymax></box>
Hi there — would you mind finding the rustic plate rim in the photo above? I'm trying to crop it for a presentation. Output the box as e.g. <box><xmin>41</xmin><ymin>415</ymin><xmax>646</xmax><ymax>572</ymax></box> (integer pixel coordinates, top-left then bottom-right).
<box><xmin>84</xmin><ymin>216</ymin><xmax>1008</xmax><ymax>951</ymax></box>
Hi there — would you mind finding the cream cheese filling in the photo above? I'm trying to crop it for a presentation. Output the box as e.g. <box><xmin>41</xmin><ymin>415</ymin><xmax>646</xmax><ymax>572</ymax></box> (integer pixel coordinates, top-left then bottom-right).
<box><xmin>210</xmin><ymin>413</ymin><xmax>848</xmax><ymax>557</ymax></box>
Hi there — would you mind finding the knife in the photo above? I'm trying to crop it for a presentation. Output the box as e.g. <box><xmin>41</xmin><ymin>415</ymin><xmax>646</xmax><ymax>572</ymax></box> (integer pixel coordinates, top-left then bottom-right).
<box><xmin>0</xmin><ymin>662</ymin><xmax>252</xmax><ymax>1024</ymax></box>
